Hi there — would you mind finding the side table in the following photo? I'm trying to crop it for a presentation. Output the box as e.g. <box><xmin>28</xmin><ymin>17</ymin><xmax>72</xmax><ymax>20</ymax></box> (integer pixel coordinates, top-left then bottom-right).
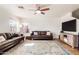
<box><xmin>26</xmin><ymin>36</ymin><xmax>31</xmax><ymax>40</ymax></box>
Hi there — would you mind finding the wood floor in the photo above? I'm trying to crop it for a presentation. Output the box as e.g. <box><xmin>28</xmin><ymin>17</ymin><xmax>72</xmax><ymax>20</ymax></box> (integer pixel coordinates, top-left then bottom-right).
<box><xmin>57</xmin><ymin>39</ymin><xmax>79</xmax><ymax>55</ymax></box>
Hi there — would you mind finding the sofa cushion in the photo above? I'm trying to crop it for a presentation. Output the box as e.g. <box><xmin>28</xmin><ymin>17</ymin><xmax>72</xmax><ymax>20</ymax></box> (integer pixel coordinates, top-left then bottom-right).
<box><xmin>10</xmin><ymin>33</ymin><xmax>14</xmax><ymax>37</ymax></box>
<box><xmin>5</xmin><ymin>33</ymin><xmax>11</xmax><ymax>39</ymax></box>
<box><xmin>8</xmin><ymin>33</ymin><xmax>12</xmax><ymax>38</ymax></box>
<box><xmin>0</xmin><ymin>33</ymin><xmax>7</xmax><ymax>40</ymax></box>
<box><xmin>0</xmin><ymin>36</ymin><xmax>6</xmax><ymax>43</ymax></box>
<box><xmin>13</xmin><ymin>33</ymin><xmax>19</xmax><ymax>37</ymax></box>
<box><xmin>40</xmin><ymin>32</ymin><xmax>46</xmax><ymax>35</ymax></box>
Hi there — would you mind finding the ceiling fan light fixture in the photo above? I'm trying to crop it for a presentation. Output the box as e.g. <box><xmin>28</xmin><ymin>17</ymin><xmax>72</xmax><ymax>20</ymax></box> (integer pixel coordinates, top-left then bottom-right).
<box><xmin>36</xmin><ymin>10</ymin><xmax>41</xmax><ymax>14</ymax></box>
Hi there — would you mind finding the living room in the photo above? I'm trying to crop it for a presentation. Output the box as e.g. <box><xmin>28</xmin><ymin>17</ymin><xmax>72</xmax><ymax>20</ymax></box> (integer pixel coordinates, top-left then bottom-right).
<box><xmin>0</xmin><ymin>4</ymin><xmax>79</xmax><ymax>55</ymax></box>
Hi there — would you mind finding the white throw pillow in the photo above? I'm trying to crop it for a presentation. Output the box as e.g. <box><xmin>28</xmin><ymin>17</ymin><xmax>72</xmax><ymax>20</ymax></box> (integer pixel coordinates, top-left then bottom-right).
<box><xmin>34</xmin><ymin>32</ymin><xmax>38</xmax><ymax>35</ymax></box>
<box><xmin>47</xmin><ymin>32</ymin><xmax>50</xmax><ymax>35</ymax></box>
<box><xmin>0</xmin><ymin>36</ymin><xmax>6</xmax><ymax>43</ymax></box>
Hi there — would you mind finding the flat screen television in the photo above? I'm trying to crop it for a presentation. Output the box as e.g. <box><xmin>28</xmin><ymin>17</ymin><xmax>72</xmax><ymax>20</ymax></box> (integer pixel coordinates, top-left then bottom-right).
<box><xmin>62</xmin><ymin>19</ymin><xmax>76</xmax><ymax>32</ymax></box>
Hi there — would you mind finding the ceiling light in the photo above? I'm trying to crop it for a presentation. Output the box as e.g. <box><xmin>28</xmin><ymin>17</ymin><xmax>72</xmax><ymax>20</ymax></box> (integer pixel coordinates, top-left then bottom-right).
<box><xmin>36</xmin><ymin>10</ymin><xmax>41</xmax><ymax>14</ymax></box>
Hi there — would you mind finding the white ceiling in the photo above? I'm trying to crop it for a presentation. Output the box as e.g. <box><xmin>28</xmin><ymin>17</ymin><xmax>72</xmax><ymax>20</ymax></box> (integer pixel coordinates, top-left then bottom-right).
<box><xmin>1</xmin><ymin>4</ymin><xmax>79</xmax><ymax>19</ymax></box>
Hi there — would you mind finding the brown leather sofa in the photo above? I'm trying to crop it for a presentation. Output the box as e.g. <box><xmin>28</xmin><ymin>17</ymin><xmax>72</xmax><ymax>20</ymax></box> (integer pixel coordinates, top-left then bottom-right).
<box><xmin>31</xmin><ymin>31</ymin><xmax>53</xmax><ymax>40</ymax></box>
<box><xmin>0</xmin><ymin>33</ymin><xmax>24</xmax><ymax>54</ymax></box>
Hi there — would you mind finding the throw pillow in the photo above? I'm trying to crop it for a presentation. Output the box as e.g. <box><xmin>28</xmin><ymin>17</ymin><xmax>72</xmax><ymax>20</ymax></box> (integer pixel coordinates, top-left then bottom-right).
<box><xmin>2</xmin><ymin>33</ymin><xmax>7</xmax><ymax>39</ymax></box>
<box><xmin>0</xmin><ymin>36</ymin><xmax>6</xmax><ymax>43</ymax></box>
<box><xmin>47</xmin><ymin>32</ymin><xmax>50</xmax><ymax>35</ymax></box>
<box><xmin>34</xmin><ymin>32</ymin><xmax>38</xmax><ymax>35</ymax></box>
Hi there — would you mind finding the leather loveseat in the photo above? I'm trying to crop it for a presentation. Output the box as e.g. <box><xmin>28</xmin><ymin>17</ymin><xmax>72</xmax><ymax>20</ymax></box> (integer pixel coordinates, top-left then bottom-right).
<box><xmin>0</xmin><ymin>33</ymin><xmax>24</xmax><ymax>54</ymax></box>
<box><xmin>31</xmin><ymin>31</ymin><xmax>53</xmax><ymax>40</ymax></box>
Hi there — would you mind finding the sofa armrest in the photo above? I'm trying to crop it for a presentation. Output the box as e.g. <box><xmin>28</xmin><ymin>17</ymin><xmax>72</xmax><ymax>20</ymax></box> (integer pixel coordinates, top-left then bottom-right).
<box><xmin>0</xmin><ymin>36</ymin><xmax>24</xmax><ymax>53</ymax></box>
<box><xmin>31</xmin><ymin>32</ymin><xmax>33</xmax><ymax>35</ymax></box>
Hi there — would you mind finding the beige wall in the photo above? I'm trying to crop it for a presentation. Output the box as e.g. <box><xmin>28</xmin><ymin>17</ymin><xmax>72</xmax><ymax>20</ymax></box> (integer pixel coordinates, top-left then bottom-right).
<box><xmin>0</xmin><ymin>6</ymin><xmax>10</xmax><ymax>33</ymax></box>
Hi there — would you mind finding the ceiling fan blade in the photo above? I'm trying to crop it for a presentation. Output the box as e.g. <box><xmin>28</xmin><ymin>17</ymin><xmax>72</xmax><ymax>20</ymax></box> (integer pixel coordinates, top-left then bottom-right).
<box><xmin>40</xmin><ymin>8</ymin><xmax>50</xmax><ymax>11</ymax></box>
<box><xmin>41</xmin><ymin>12</ymin><xmax>45</xmax><ymax>15</ymax></box>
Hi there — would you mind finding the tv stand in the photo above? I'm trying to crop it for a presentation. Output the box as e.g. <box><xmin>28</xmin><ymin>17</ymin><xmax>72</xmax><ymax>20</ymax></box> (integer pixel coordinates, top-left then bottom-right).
<box><xmin>59</xmin><ymin>33</ymin><xmax>78</xmax><ymax>48</ymax></box>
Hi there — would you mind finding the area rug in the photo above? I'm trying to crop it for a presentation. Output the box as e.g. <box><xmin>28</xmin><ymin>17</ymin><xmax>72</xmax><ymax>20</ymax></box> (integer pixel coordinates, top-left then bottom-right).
<box><xmin>4</xmin><ymin>40</ymin><xmax>72</xmax><ymax>55</ymax></box>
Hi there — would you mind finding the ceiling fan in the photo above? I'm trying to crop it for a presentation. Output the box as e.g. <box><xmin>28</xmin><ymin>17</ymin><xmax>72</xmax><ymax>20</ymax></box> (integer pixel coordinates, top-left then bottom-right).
<box><xmin>18</xmin><ymin>4</ymin><xmax>50</xmax><ymax>15</ymax></box>
<box><xmin>31</xmin><ymin>4</ymin><xmax>50</xmax><ymax>15</ymax></box>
